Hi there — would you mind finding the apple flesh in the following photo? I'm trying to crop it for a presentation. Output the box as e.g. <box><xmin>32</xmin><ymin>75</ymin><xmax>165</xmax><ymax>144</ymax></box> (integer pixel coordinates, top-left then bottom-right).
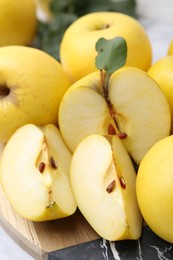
<box><xmin>0</xmin><ymin>124</ymin><xmax>77</xmax><ymax>221</ymax></box>
<box><xmin>0</xmin><ymin>45</ymin><xmax>71</xmax><ymax>143</ymax></box>
<box><xmin>59</xmin><ymin>67</ymin><xmax>171</xmax><ymax>164</ymax></box>
<box><xmin>70</xmin><ymin>134</ymin><xmax>142</xmax><ymax>241</ymax></box>
<box><xmin>0</xmin><ymin>141</ymin><xmax>4</xmax><ymax>163</ymax></box>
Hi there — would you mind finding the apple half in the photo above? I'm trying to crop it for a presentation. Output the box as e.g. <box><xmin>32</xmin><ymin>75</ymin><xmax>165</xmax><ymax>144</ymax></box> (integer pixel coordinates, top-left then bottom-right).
<box><xmin>0</xmin><ymin>124</ymin><xmax>77</xmax><ymax>221</ymax></box>
<box><xmin>59</xmin><ymin>67</ymin><xmax>171</xmax><ymax>164</ymax></box>
<box><xmin>70</xmin><ymin>134</ymin><xmax>142</xmax><ymax>241</ymax></box>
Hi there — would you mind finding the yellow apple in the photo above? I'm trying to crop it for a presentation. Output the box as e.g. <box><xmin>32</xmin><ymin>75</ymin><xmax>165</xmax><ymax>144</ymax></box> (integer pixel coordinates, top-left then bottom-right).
<box><xmin>0</xmin><ymin>0</ymin><xmax>37</xmax><ymax>46</ymax></box>
<box><xmin>148</xmin><ymin>56</ymin><xmax>173</xmax><ymax>133</ymax></box>
<box><xmin>60</xmin><ymin>12</ymin><xmax>152</xmax><ymax>82</ymax></box>
<box><xmin>167</xmin><ymin>39</ymin><xmax>173</xmax><ymax>55</ymax></box>
<box><xmin>0</xmin><ymin>45</ymin><xmax>71</xmax><ymax>143</ymax></box>
<box><xmin>70</xmin><ymin>134</ymin><xmax>142</xmax><ymax>241</ymax></box>
<box><xmin>34</xmin><ymin>0</ymin><xmax>53</xmax><ymax>22</ymax></box>
<box><xmin>0</xmin><ymin>141</ymin><xmax>4</xmax><ymax>162</ymax></box>
<box><xmin>0</xmin><ymin>124</ymin><xmax>77</xmax><ymax>221</ymax></box>
<box><xmin>59</xmin><ymin>67</ymin><xmax>171</xmax><ymax>164</ymax></box>
<box><xmin>136</xmin><ymin>135</ymin><xmax>173</xmax><ymax>243</ymax></box>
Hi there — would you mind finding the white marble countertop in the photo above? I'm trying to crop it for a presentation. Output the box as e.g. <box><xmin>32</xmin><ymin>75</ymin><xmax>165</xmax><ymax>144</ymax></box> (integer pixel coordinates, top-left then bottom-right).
<box><xmin>1</xmin><ymin>1</ymin><xmax>173</xmax><ymax>259</ymax></box>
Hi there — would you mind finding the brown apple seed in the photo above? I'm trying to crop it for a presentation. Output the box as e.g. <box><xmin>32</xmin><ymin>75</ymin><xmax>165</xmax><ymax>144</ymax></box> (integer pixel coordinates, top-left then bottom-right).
<box><xmin>50</xmin><ymin>156</ymin><xmax>58</xmax><ymax>169</ymax></box>
<box><xmin>106</xmin><ymin>180</ymin><xmax>116</xmax><ymax>193</ymax></box>
<box><xmin>39</xmin><ymin>162</ymin><xmax>46</xmax><ymax>173</ymax></box>
<box><xmin>117</xmin><ymin>133</ymin><xmax>127</xmax><ymax>139</ymax></box>
<box><xmin>108</xmin><ymin>124</ymin><xmax>116</xmax><ymax>135</ymax></box>
<box><xmin>119</xmin><ymin>177</ymin><xmax>126</xmax><ymax>189</ymax></box>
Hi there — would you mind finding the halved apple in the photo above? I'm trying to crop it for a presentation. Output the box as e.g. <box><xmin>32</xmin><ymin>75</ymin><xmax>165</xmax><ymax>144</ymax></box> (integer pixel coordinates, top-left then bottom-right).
<box><xmin>0</xmin><ymin>141</ymin><xmax>4</xmax><ymax>163</ymax></box>
<box><xmin>59</xmin><ymin>67</ymin><xmax>171</xmax><ymax>164</ymax></box>
<box><xmin>70</xmin><ymin>134</ymin><xmax>142</xmax><ymax>241</ymax></box>
<box><xmin>0</xmin><ymin>124</ymin><xmax>77</xmax><ymax>221</ymax></box>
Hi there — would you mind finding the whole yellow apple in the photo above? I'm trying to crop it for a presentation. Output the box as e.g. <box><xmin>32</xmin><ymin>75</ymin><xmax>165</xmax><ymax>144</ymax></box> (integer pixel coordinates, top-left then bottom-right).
<box><xmin>167</xmin><ymin>39</ymin><xmax>173</xmax><ymax>55</ymax></box>
<box><xmin>60</xmin><ymin>12</ymin><xmax>152</xmax><ymax>82</ymax></box>
<box><xmin>0</xmin><ymin>0</ymin><xmax>37</xmax><ymax>46</ymax></box>
<box><xmin>0</xmin><ymin>45</ymin><xmax>71</xmax><ymax>143</ymax></box>
<box><xmin>136</xmin><ymin>135</ymin><xmax>173</xmax><ymax>243</ymax></box>
<box><xmin>34</xmin><ymin>0</ymin><xmax>53</xmax><ymax>22</ymax></box>
<box><xmin>148</xmin><ymin>56</ymin><xmax>173</xmax><ymax>133</ymax></box>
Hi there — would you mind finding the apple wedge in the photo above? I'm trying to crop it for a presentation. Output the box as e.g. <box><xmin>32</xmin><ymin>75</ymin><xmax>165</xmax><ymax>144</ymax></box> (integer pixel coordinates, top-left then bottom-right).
<box><xmin>59</xmin><ymin>67</ymin><xmax>171</xmax><ymax>164</ymax></box>
<box><xmin>0</xmin><ymin>141</ymin><xmax>4</xmax><ymax>163</ymax></box>
<box><xmin>0</xmin><ymin>124</ymin><xmax>77</xmax><ymax>221</ymax></box>
<box><xmin>70</xmin><ymin>134</ymin><xmax>142</xmax><ymax>241</ymax></box>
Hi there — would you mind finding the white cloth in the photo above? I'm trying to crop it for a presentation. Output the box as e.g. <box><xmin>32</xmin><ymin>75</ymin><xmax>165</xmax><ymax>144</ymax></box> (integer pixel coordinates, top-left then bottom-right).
<box><xmin>136</xmin><ymin>0</ymin><xmax>173</xmax><ymax>63</ymax></box>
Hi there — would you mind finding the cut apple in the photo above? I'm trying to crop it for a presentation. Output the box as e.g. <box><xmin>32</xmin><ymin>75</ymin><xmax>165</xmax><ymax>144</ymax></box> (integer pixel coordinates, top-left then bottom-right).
<box><xmin>70</xmin><ymin>134</ymin><xmax>142</xmax><ymax>241</ymax></box>
<box><xmin>0</xmin><ymin>141</ymin><xmax>4</xmax><ymax>165</ymax></box>
<box><xmin>0</xmin><ymin>124</ymin><xmax>77</xmax><ymax>221</ymax></box>
<box><xmin>59</xmin><ymin>67</ymin><xmax>171</xmax><ymax>164</ymax></box>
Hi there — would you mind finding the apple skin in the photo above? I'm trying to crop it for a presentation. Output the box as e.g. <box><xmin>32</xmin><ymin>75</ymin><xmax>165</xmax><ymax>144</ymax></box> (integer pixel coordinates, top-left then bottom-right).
<box><xmin>59</xmin><ymin>67</ymin><xmax>171</xmax><ymax>164</ymax></box>
<box><xmin>136</xmin><ymin>135</ymin><xmax>173</xmax><ymax>243</ymax></box>
<box><xmin>0</xmin><ymin>141</ymin><xmax>4</xmax><ymax>163</ymax></box>
<box><xmin>0</xmin><ymin>0</ymin><xmax>37</xmax><ymax>46</ymax></box>
<box><xmin>70</xmin><ymin>134</ymin><xmax>142</xmax><ymax>241</ymax></box>
<box><xmin>148</xmin><ymin>56</ymin><xmax>173</xmax><ymax>133</ymax></box>
<box><xmin>167</xmin><ymin>39</ymin><xmax>173</xmax><ymax>55</ymax></box>
<box><xmin>60</xmin><ymin>12</ymin><xmax>152</xmax><ymax>82</ymax></box>
<box><xmin>35</xmin><ymin>0</ymin><xmax>53</xmax><ymax>22</ymax></box>
<box><xmin>0</xmin><ymin>45</ymin><xmax>71</xmax><ymax>143</ymax></box>
<box><xmin>0</xmin><ymin>124</ymin><xmax>77</xmax><ymax>221</ymax></box>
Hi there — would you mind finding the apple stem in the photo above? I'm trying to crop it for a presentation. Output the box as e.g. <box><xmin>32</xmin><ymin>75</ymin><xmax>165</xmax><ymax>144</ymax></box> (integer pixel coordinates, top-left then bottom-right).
<box><xmin>100</xmin><ymin>69</ymin><xmax>110</xmax><ymax>104</ymax></box>
<box><xmin>100</xmin><ymin>70</ymin><xmax>127</xmax><ymax>139</ymax></box>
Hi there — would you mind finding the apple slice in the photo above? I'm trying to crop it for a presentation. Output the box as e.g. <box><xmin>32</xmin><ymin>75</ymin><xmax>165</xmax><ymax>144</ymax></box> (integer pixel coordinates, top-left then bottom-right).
<box><xmin>59</xmin><ymin>67</ymin><xmax>171</xmax><ymax>164</ymax></box>
<box><xmin>0</xmin><ymin>124</ymin><xmax>77</xmax><ymax>221</ymax></box>
<box><xmin>70</xmin><ymin>134</ymin><xmax>142</xmax><ymax>241</ymax></box>
<box><xmin>0</xmin><ymin>141</ymin><xmax>4</xmax><ymax>165</ymax></box>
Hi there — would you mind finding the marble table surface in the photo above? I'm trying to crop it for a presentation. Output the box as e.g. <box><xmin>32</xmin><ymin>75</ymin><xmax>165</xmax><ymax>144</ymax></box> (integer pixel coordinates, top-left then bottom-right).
<box><xmin>1</xmin><ymin>1</ymin><xmax>173</xmax><ymax>259</ymax></box>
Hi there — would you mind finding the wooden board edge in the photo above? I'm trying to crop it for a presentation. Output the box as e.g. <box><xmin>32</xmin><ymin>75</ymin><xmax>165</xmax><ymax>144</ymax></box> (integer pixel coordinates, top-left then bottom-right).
<box><xmin>0</xmin><ymin>212</ymin><xmax>47</xmax><ymax>260</ymax></box>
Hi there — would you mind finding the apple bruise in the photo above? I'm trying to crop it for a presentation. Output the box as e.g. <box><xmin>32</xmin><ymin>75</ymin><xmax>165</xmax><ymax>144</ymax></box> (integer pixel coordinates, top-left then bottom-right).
<box><xmin>100</xmin><ymin>70</ymin><xmax>127</xmax><ymax>139</ymax></box>
<box><xmin>36</xmin><ymin>136</ymin><xmax>58</xmax><ymax>209</ymax></box>
<box><xmin>0</xmin><ymin>84</ymin><xmax>10</xmax><ymax>99</ymax></box>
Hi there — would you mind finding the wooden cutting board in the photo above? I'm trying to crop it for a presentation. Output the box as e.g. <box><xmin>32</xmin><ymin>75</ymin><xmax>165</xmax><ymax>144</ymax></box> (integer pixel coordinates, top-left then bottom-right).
<box><xmin>0</xmin><ymin>185</ymin><xmax>100</xmax><ymax>259</ymax></box>
<box><xmin>1</xmin><ymin>184</ymin><xmax>173</xmax><ymax>260</ymax></box>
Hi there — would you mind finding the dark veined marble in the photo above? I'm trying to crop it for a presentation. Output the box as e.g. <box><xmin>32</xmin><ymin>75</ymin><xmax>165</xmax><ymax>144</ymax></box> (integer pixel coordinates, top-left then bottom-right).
<box><xmin>48</xmin><ymin>226</ymin><xmax>173</xmax><ymax>260</ymax></box>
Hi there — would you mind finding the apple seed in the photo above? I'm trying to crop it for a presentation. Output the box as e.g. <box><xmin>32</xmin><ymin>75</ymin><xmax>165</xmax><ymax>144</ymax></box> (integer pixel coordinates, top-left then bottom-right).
<box><xmin>108</xmin><ymin>124</ymin><xmax>116</xmax><ymax>135</ymax></box>
<box><xmin>106</xmin><ymin>180</ymin><xmax>116</xmax><ymax>193</ymax></box>
<box><xmin>38</xmin><ymin>162</ymin><xmax>46</xmax><ymax>173</ymax></box>
<box><xmin>117</xmin><ymin>133</ymin><xmax>127</xmax><ymax>139</ymax></box>
<box><xmin>50</xmin><ymin>156</ymin><xmax>58</xmax><ymax>169</ymax></box>
<box><xmin>119</xmin><ymin>177</ymin><xmax>126</xmax><ymax>189</ymax></box>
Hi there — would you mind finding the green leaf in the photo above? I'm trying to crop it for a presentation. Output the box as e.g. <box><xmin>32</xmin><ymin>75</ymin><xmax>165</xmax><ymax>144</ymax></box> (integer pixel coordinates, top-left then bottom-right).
<box><xmin>95</xmin><ymin>37</ymin><xmax>127</xmax><ymax>75</ymax></box>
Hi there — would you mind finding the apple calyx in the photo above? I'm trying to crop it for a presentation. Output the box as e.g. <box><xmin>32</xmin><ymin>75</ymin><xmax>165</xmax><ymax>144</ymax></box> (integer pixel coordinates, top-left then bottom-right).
<box><xmin>0</xmin><ymin>84</ymin><xmax>10</xmax><ymax>99</ymax></box>
<box><xmin>96</xmin><ymin>37</ymin><xmax>128</xmax><ymax>139</ymax></box>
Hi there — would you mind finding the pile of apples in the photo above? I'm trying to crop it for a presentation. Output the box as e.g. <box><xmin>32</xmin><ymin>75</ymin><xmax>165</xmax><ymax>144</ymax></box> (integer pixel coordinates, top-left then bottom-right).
<box><xmin>0</xmin><ymin>10</ymin><xmax>173</xmax><ymax>244</ymax></box>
